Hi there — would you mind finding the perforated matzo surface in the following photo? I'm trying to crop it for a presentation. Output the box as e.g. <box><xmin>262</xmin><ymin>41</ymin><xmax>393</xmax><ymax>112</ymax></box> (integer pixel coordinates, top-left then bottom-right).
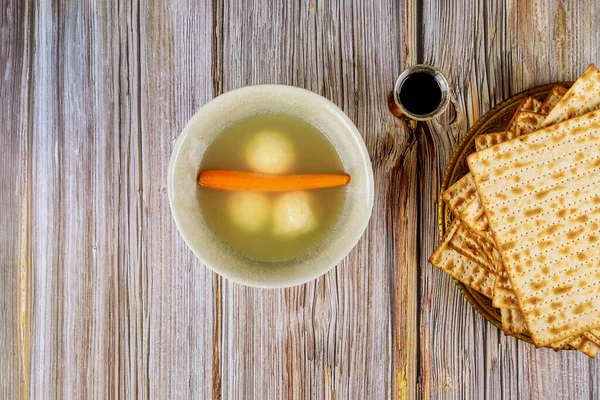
<box><xmin>540</xmin><ymin>65</ymin><xmax>600</xmax><ymax>128</ymax></box>
<box><xmin>441</xmin><ymin>174</ymin><xmax>478</xmax><ymax>216</ymax></box>
<box><xmin>468</xmin><ymin>110</ymin><xmax>600</xmax><ymax>346</ymax></box>
<box><xmin>429</xmin><ymin>221</ymin><xmax>496</xmax><ymax>298</ymax></box>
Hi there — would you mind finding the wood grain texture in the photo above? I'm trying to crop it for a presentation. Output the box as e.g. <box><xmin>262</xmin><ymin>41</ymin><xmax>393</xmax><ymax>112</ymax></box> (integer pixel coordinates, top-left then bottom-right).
<box><xmin>1</xmin><ymin>1</ymin><xmax>32</xmax><ymax>398</ymax></box>
<box><xmin>8</xmin><ymin>0</ymin><xmax>215</xmax><ymax>398</ymax></box>
<box><xmin>1</xmin><ymin>0</ymin><xmax>599</xmax><ymax>399</ymax></box>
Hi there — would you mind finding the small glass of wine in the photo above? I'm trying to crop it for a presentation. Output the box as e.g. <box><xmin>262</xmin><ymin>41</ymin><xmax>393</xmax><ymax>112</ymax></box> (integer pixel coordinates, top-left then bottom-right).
<box><xmin>389</xmin><ymin>64</ymin><xmax>450</xmax><ymax>121</ymax></box>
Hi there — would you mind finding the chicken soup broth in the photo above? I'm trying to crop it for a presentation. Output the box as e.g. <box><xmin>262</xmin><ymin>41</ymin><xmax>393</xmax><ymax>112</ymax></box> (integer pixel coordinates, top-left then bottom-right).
<box><xmin>198</xmin><ymin>114</ymin><xmax>347</xmax><ymax>262</ymax></box>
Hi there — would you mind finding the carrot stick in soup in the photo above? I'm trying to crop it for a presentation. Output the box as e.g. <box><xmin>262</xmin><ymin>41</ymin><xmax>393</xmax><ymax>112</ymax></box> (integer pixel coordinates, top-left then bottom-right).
<box><xmin>198</xmin><ymin>170</ymin><xmax>350</xmax><ymax>191</ymax></box>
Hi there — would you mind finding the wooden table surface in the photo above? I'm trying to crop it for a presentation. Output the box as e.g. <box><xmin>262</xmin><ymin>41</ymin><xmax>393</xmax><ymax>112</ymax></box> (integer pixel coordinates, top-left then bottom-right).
<box><xmin>2</xmin><ymin>0</ymin><xmax>600</xmax><ymax>398</ymax></box>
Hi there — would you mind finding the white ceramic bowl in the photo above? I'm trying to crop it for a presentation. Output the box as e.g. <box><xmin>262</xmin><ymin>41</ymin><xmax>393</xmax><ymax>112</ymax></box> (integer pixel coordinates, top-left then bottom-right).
<box><xmin>168</xmin><ymin>85</ymin><xmax>374</xmax><ymax>288</ymax></box>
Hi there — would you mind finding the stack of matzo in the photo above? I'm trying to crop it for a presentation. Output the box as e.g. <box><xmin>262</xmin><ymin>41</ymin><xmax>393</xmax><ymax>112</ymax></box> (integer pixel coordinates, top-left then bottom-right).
<box><xmin>430</xmin><ymin>65</ymin><xmax>600</xmax><ymax>358</ymax></box>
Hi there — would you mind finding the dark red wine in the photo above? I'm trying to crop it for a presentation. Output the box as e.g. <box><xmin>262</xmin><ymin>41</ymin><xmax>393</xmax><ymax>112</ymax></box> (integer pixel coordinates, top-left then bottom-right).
<box><xmin>399</xmin><ymin>72</ymin><xmax>442</xmax><ymax>115</ymax></box>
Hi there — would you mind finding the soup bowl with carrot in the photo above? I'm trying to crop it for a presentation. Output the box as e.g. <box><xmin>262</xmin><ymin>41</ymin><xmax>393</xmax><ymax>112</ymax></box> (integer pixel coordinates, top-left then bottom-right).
<box><xmin>168</xmin><ymin>85</ymin><xmax>373</xmax><ymax>288</ymax></box>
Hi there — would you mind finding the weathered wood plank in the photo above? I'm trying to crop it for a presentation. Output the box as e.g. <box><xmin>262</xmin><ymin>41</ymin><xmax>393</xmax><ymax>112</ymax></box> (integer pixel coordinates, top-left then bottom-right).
<box><xmin>395</xmin><ymin>4</ymin><xmax>421</xmax><ymax>399</ymax></box>
<box><xmin>141</xmin><ymin>1</ymin><xmax>217</xmax><ymax>398</ymax></box>
<box><xmin>0</xmin><ymin>1</ymin><xmax>32</xmax><ymax>398</ymax></box>
<box><xmin>29</xmin><ymin>1</ymin><xmax>62</xmax><ymax>396</ymax></box>
<box><xmin>218</xmin><ymin>1</ymin><xmax>417</xmax><ymax>399</ymax></box>
<box><xmin>28</xmin><ymin>1</ymin><xmax>122</xmax><ymax>397</ymax></box>
<box><xmin>418</xmin><ymin>2</ymin><xmax>515</xmax><ymax>398</ymax></box>
<box><xmin>22</xmin><ymin>1</ymin><xmax>217</xmax><ymax>398</ymax></box>
<box><xmin>420</xmin><ymin>0</ymin><xmax>600</xmax><ymax>398</ymax></box>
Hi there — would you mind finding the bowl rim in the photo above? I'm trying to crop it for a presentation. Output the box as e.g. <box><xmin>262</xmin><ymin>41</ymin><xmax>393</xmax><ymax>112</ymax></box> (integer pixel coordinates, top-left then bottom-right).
<box><xmin>167</xmin><ymin>84</ymin><xmax>374</xmax><ymax>288</ymax></box>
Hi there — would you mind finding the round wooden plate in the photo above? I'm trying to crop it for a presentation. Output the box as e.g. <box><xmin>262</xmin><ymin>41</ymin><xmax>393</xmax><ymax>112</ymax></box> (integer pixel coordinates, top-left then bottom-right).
<box><xmin>438</xmin><ymin>82</ymin><xmax>573</xmax><ymax>343</ymax></box>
